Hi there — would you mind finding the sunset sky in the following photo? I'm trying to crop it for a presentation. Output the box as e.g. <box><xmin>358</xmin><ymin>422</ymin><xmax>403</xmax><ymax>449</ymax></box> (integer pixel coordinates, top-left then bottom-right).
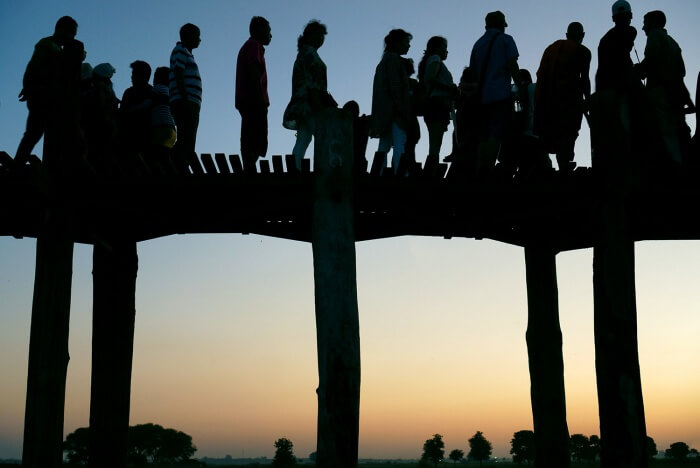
<box><xmin>1</xmin><ymin>0</ymin><xmax>699</xmax><ymax>461</ymax></box>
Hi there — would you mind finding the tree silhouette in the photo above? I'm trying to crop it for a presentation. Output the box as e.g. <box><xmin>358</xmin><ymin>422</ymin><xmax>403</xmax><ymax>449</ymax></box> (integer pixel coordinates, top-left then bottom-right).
<box><xmin>273</xmin><ymin>437</ymin><xmax>297</xmax><ymax>467</ymax></box>
<box><xmin>63</xmin><ymin>423</ymin><xmax>196</xmax><ymax>465</ymax></box>
<box><xmin>510</xmin><ymin>430</ymin><xmax>535</xmax><ymax>464</ymax></box>
<box><xmin>468</xmin><ymin>431</ymin><xmax>492</xmax><ymax>466</ymax></box>
<box><xmin>420</xmin><ymin>434</ymin><xmax>445</xmax><ymax>467</ymax></box>
<box><xmin>646</xmin><ymin>436</ymin><xmax>658</xmax><ymax>461</ymax></box>
<box><xmin>589</xmin><ymin>435</ymin><xmax>601</xmax><ymax>461</ymax></box>
<box><xmin>665</xmin><ymin>441</ymin><xmax>690</xmax><ymax>460</ymax></box>
<box><xmin>570</xmin><ymin>434</ymin><xmax>596</xmax><ymax>461</ymax></box>
<box><xmin>448</xmin><ymin>448</ymin><xmax>464</xmax><ymax>464</ymax></box>
<box><xmin>63</xmin><ymin>427</ymin><xmax>90</xmax><ymax>465</ymax></box>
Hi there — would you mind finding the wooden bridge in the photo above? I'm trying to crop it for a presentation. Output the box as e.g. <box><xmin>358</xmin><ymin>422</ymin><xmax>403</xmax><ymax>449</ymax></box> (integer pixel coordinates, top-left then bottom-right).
<box><xmin>2</xmin><ymin>107</ymin><xmax>697</xmax><ymax>467</ymax></box>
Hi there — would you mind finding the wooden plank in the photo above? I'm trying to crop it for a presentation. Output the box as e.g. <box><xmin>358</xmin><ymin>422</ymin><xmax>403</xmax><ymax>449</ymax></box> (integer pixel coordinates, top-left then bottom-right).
<box><xmin>214</xmin><ymin>153</ymin><xmax>231</xmax><ymax>174</ymax></box>
<box><xmin>272</xmin><ymin>155</ymin><xmax>284</xmax><ymax>173</ymax></box>
<box><xmin>200</xmin><ymin>153</ymin><xmax>218</xmax><ymax>174</ymax></box>
<box><xmin>369</xmin><ymin>151</ymin><xmax>385</xmax><ymax>176</ymax></box>
<box><xmin>229</xmin><ymin>154</ymin><xmax>244</xmax><ymax>174</ymax></box>
<box><xmin>187</xmin><ymin>152</ymin><xmax>205</xmax><ymax>175</ymax></box>
<box><xmin>285</xmin><ymin>154</ymin><xmax>297</xmax><ymax>173</ymax></box>
<box><xmin>259</xmin><ymin>159</ymin><xmax>271</xmax><ymax>174</ymax></box>
<box><xmin>435</xmin><ymin>163</ymin><xmax>448</xmax><ymax>179</ymax></box>
<box><xmin>0</xmin><ymin>151</ymin><xmax>13</xmax><ymax>170</ymax></box>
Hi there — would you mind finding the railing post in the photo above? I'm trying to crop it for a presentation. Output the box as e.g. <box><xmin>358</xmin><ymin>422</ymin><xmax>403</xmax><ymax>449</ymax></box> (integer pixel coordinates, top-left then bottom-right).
<box><xmin>311</xmin><ymin>108</ymin><xmax>360</xmax><ymax>468</ymax></box>
<box><xmin>524</xmin><ymin>245</ymin><xmax>570</xmax><ymax>468</ymax></box>
<box><xmin>89</xmin><ymin>239</ymin><xmax>138</xmax><ymax>468</ymax></box>
<box><xmin>590</xmin><ymin>91</ymin><xmax>648</xmax><ymax>467</ymax></box>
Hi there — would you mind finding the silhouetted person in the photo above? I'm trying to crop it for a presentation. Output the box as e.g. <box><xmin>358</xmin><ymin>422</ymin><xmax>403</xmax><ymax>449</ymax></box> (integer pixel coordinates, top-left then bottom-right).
<box><xmin>469</xmin><ymin>11</ymin><xmax>521</xmax><ymax>177</ymax></box>
<box><xmin>636</xmin><ymin>10</ymin><xmax>694</xmax><ymax>165</ymax></box>
<box><xmin>119</xmin><ymin>60</ymin><xmax>153</xmax><ymax>154</ymax></box>
<box><xmin>169</xmin><ymin>23</ymin><xmax>202</xmax><ymax>164</ymax></box>
<box><xmin>450</xmin><ymin>66</ymin><xmax>480</xmax><ymax>178</ymax></box>
<box><xmin>402</xmin><ymin>57</ymin><xmax>421</xmax><ymax>174</ymax></box>
<box><xmin>418</xmin><ymin>36</ymin><xmax>458</xmax><ymax>164</ymax></box>
<box><xmin>596</xmin><ymin>0</ymin><xmax>639</xmax><ymax>94</ymax></box>
<box><xmin>535</xmin><ymin>22</ymin><xmax>591</xmax><ymax>172</ymax></box>
<box><xmin>83</xmin><ymin>63</ymin><xmax>119</xmax><ymax>172</ymax></box>
<box><xmin>342</xmin><ymin>100</ymin><xmax>370</xmax><ymax>172</ymax></box>
<box><xmin>236</xmin><ymin>16</ymin><xmax>272</xmax><ymax>173</ymax></box>
<box><xmin>371</xmin><ymin>28</ymin><xmax>413</xmax><ymax>173</ymax></box>
<box><xmin>151</xmin><ymin>66</ymin><xmax>177</xmax><ymax>150</ymax></box>
<box><xmin>283</xmin><ymin>20</ymin><xmax>335</xmax><ymax>170</ymax></box>
<box><xmin>15</xmin><ymin>16</ymin><xmax>78</xmax><ymax>167</ymax></box>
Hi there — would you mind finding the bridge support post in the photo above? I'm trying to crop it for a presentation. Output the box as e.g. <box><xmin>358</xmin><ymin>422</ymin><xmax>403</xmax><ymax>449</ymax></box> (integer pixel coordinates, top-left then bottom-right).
<box><xmin>590</xmin><ymin>91</ymin><xmax>648</xmax><ymax>467</ymax></box>
<box><xmin>22</xmin><ymin>202</ymin><xmax>74</xmax><ymax>468</ymax></box>
<box><xmin>311</xmin><ymin>108</ymin><xmax>360</xmax><ymax>468</ymax></box>
<box><xmin>524</xmin><ymin>246</ymin><xmax>570</xmax><ymax>468</ymax></box>
<box><xmin>89</xmin><ymin>240</ymin><xmax>138</xmax><ymax>468</ymax></box>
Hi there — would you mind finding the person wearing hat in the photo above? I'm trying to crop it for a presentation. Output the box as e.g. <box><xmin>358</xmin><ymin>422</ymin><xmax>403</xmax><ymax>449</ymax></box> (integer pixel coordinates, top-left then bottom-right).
<box><xmin>468</xmin><ymin>10</ymin><xmax>522</xmax><ymax>176</ymax></box>
<box><xmin>534</xmin><ymin>22</ymin><xmax>592</xmax><ymax>173</ymax></box>
<box><xmin>595</xmin><ymin>0</ymin><xmax>639</xmax><ymax>93</ymax></box>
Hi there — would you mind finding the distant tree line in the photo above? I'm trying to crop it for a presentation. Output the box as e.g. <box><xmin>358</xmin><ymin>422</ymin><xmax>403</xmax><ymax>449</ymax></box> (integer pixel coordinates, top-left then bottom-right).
<box><xmin>63</xmin><ymin>423</ymin><xmax>197</xmax><ymax>466</ymax></box>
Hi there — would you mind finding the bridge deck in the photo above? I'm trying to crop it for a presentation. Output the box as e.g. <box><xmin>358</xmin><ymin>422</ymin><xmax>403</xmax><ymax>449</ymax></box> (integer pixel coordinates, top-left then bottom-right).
<box><xmin>2</xmin><ymin>150</ymin><xmax>698</xmax><ymax>251</ymax></box>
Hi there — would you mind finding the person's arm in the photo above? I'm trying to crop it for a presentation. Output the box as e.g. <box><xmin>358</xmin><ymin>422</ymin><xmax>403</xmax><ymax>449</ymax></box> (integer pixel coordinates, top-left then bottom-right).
<box><xmin>581</xmin><ymin>48</ymin><xmax>592</xmax><ymax>102</ymax></box>
<box><xmin>174</xmin><ymin>67</ymin><xmax>187</xmax><ymax>100</ymax></box>
<box><xmin>247</xmin><ymin>61</ymin><xmax>265</xmax><ymax>107</ymax></box>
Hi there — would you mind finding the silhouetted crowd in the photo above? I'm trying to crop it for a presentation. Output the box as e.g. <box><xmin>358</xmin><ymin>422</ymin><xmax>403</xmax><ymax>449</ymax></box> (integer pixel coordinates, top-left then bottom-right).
<box><xmin>12</xmin><ymin>1</ymin><xmax>699</xmax><ymax>180</ymax></box>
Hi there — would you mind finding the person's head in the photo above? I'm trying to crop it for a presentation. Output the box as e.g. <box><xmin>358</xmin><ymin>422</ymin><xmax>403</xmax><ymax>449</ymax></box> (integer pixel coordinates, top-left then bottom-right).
<box><xmin>153</xmin><ymin>66</ymin><xmax>170</xmax><ymax>87</ymax></box>
<box><xmin>250</xmin><ymin>16</ymin><xmax>271</xmax><ymax>45</ymax></box>
<box><xmin>425</xmin><ymin>36</ymin><xmax>448</xmax><ymax>60</ymax></box>
<box><xmin>566</xmin><ymin>22</ymin><xmax>585</xmax><ymax>43</ymax></box>
<box><xmin>130</xmin><ymin>60</ymin><xmax>151</xmax><ymax>86</ymax></box>
<box><xmin>612</xmin><ymin>0</ymin><xmax>632</xmax><ymax>26</ymax></box>
<box><xmin>485</xmin><ymin>11</ymin><xmax>507</xmax><ymax>31</ymax></box>
<box><xmin>298</xmin><ymin>20</ymin><xmax>327</xmax><ymax>50</ymax></box>
<box><xmin>384</xmin><ymin>29</ymin><xmax>412</xmax><ymax>55</ymax></box>
<box><xmin>342</xmin><ymin>100</ymin><xmax>360</xmax><ymax>118</ymax></box>
<box><xmin>54</xmin><ymin>16</ymin><xmax>78</xmax><ymax>46</ymax></box>
<box><xmin>518</xmin><ymin>69</ymin><xmax>533</xmax><ymax>85</ymax></box>
<box><xmin>93</xmin><ymin>63</ymin><xmax>116</xmax><ymax>82</ymax></box>
<box><xmin>642</xmin><ymin>10</ymin><xmax>666</xmax><ymax>35</ymax></box>
<box><xmin>180</xmin><ymin>23</ymin><xmax>201</xmax><ymax>50</ymax></box>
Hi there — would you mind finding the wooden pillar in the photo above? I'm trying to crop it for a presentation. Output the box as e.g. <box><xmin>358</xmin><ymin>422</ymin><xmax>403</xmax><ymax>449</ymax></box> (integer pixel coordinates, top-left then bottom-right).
<box><xmin>311</xmin><ymin>108</ymin><xmax>360</xmax><ymax>468</ymax></box>
<box><xmin>524</xmin><ymin>246</ymin><xmax>570</xmax><ymax>468</ymax></box>
<box><xmin>89</xmin><ymin>240</ymin><xmax>138</xmax><ymax>468</ymax></box>
<box><xmin>590</xmin><ymin>91</ymin><xmax>648</xmax><ymax>467</ymax></box>
<box><xmin>22</xmin><ymin>225</ymin><xmax>74</xmax><ymax>467</ymax></box>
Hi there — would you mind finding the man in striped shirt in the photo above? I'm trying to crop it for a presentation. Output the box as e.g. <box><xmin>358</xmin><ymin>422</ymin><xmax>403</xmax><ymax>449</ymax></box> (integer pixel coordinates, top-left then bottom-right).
<box><xmin>169</xmin><ymin>23</ymin><xmax>202</xmax><ymax>160</ymax></box>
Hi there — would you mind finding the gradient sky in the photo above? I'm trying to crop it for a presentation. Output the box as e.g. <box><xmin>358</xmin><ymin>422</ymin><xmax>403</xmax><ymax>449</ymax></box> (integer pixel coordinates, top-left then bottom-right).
<box><xmin>1</xmin><ymin>0</ymin><xmax>699</xmax><ymax>461</ymax></box>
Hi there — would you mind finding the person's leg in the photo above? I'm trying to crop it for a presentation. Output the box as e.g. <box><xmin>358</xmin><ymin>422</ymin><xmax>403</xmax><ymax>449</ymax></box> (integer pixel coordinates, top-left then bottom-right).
<box><xmin>292</xmin><ymin>119</ymin><xmax>314</xmax><ymax>170</ymax></box>
<box><xmin>390</xmin><ymin>122</ymin><xmax>407</xmax><ymax>173</ymax></box>
<box><xmin>15</xmin><ymin>101</ymin><xmax>48</xmax><ymax>165</ymax></box>
<box><xmin>427</xmin><ymin>123</ymin><xmax>445</xmax><ymax>158</ymax></box>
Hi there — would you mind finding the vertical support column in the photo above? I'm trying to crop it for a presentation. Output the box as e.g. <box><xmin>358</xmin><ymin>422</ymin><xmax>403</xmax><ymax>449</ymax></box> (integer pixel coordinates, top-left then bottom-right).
<box><xmin>311</xmin><ymin>108</ymin><xmax>360</xmax><ymax>468</ymax></box>
<box><xmin>524</xmin><ymin>246</ymin><xmax>570</xmax><ymax>468</ymax></box>
<box><xmin>593</xmin><ymin>205</ymin><xmax>647</xmax><ymax>467</ymax></box>
<box><xmin>89</xmin><ymin>240</ymin><xmax>138</xmax><ymax>468</ymax></box>
<box><xmin>590</xmin><ymin>91</ymin><xmax>648</xmax><ymax>468</ymax></box>
<box><xmin>22</xmin><ymin>211</ymin><xmax>74</xmax><ymax>468</ymax></box>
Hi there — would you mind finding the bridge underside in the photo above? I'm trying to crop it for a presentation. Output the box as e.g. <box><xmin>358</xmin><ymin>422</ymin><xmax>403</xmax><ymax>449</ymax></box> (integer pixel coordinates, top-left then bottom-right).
<box><xmin>3</xmin><ymin>152</ymin><xmax>699</xmax><ymax>251</ymax></box>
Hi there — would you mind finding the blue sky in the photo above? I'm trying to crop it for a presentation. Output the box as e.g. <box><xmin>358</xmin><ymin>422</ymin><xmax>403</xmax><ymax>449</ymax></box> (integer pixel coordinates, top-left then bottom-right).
<box><xmin>1</xmin><ymin>0</ymin><xmax>699</xmax><ymax>460</ymax></box>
